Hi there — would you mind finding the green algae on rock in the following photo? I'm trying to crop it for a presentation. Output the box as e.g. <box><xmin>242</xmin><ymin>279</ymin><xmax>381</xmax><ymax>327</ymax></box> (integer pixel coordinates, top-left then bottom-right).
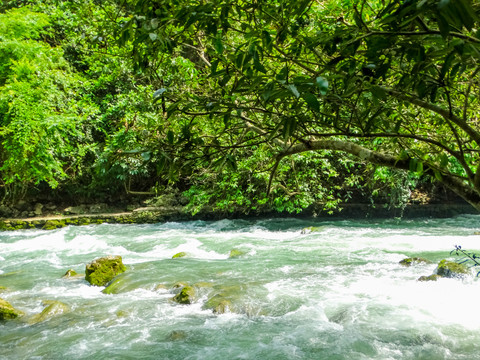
<box><xmin>29</xmin><ymin>300</ymin><xmax>70</xmax><ymax>325</ymax></box>
<box><xmin>85</xmin><ymin>255</ymin><xmax>127</xmax><ymax>286</ymax></box>
<box><xmin>0</xmin><ymin>298</ymin><xmax>24</xmax><ymax>320</ymax></box>
<box><xmin>203</xmin><ymin>294</ymin><xmax>232</xmax><ymax>314</ymax></box>
<box><xmin>102</xmin><ymin>272</ymin><xmax>140</xmax><ymax>294</ymax></box>
<box><xmin>172</xmin><ymin>252</ymin><xmax>187</xmax><ymax>259</ymax></box>
<box><xmin>417</xmin><ymin>274</ymin><xmax>441</xmax><ymax>282</ymax></box>
<box><xmin>43</xmin><ymin>220</ymin><xmax>67</xmax><ymax>230</ymax></box>
<box><xmin>62</xmin><ymin>269</ymin><xmax>78</xmax><ymax>278</ymax></box>
<box><xmin>399</xmin><ymin>257</ymin><xmax>432</xmax><ymax>266</ymax></box>
<box><xmin>172</xmin><ymin>286</ymin><xmax>196</xmax><ymax>304</ymax></box>
<box><xmin>229</xmin><ymin>249</ymin><xmax>246</xmax><ymax>258</ymax></box>
<box><xmin>435</xmin><ymin>259</ymin><xmax>469</xmax><ymax>278</ymax></box>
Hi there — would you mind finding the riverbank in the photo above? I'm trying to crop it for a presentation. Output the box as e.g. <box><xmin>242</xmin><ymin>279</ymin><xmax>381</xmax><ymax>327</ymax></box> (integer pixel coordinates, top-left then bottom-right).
<box><xmin>0</xmin><ymin>202</ymin><xmax>477</xmax><ymax>231</ymax></box>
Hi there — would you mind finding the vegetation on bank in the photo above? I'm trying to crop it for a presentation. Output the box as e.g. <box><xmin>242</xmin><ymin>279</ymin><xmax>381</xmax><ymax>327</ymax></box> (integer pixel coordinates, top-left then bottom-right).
<box><xmin>1</xmin><ymin>1</ymin><xmax>480</xmax><ymax>215</ymax></box>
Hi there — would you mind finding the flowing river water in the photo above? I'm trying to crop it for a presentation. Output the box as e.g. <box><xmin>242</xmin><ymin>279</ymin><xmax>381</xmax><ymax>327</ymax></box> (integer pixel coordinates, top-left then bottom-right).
<box><xmin>1</xmin><ymin>216</ymin><xmax>480</xmax><ymax>359</ymax></box>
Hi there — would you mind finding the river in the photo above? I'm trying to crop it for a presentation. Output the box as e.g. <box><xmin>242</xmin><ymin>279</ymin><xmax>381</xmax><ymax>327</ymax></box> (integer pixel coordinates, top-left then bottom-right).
<box><xmin>1</xmin><ymin>216</ymin><xmax>480</xmax><ymax>359</ymax></box>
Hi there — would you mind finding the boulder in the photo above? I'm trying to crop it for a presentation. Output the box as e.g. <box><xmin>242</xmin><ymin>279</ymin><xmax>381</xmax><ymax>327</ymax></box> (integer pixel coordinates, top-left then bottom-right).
<box><xmin>29</xmin><ymin>300</ymin><xmax>69</xmax><ymax>324</ymax></box>
<box><xmin>434</xmin><ymin>259</ymin><xmax>469</xmax><ymax>278</ymax></box>
<box><xmin>399</xmin><ymin>257</ymin><xmax>432</xmax><ymax>266</ymax></box>
<box><xmin>172</xmin><ymin>286</ymin><xmax>196</xmax><ymax>304</ymax></box>
<box><xmin>0</xmin><ymin>298</ymin><xmax>24</xmax><ymax>320</ymax></box>
<box><xmin>34</xmin><ymin>203</ymin><xmax>43</xmax><ymax>216</ymax></box>
<box><xmin>85</xmin><ymin>255</ymin><xmax>126</xmax><ymax>286</ymax></box>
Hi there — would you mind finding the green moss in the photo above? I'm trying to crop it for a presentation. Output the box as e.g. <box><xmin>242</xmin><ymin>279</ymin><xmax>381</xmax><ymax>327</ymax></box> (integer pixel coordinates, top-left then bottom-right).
<box><xmin>417</xmin><ymin>274</ymin><xmax>441</xmax><ymax>282</ymax></box>
<box><xmin>28</xmin><ymin>300</ymin><xmax>69</xmax><ymax>324</ymax></box>
<box><xmin>62</xmin><ymin>269</ymin><xmax>78</xmax><ymax>278</ymax></box>
<box><xmin>173</xmin><ymin>286</ymin><xmax>196</xmax><ymax>304</ymax></box>
<box><xmin>435</xmin><ymin>259</ymin><xmax>469</xmax><ymax>278</ymax></box>
<box><xmin>85</xmin><ymin>256</ymin><xmax>127</xmax><ymax>286</ymax></box>
<box><xmin>42</xmin><ymin>220</ymin><xmax>66</xmax><ymax>230</ymax></box>
<box><xmin>229</xmin><ymin>249</ymin><xmax>246</xmax><ymax>258</ymax></box>
<box><xmin>0</xmin><ymin>298</ymin><xmax>24</xmax><ymax>320</ymax></box>
<box><xmin>102</xmin><ymin>273</ymin><xmax>138</xmax><ymax>294</ymax></box>
<box><xmin>399</xmin><ymin>257</ymin><xmax>432</xmax><ymax>266</ymax></box>
<box><xmin>172</xmin><ymin>252</ymin><xmax>187</xmax><ymax>259</ymax></box>
<box><xmin>204</xmin><ymin>294</ymin><xmax>232</xmax><ymax>314</ymax></box>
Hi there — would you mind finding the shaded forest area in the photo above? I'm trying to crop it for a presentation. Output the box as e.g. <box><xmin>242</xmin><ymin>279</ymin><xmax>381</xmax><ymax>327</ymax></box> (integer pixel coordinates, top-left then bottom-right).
<box><xmin>0</xmin><ymin>0</ymin><xmax>479</xmax><ymax>219</ymax></box>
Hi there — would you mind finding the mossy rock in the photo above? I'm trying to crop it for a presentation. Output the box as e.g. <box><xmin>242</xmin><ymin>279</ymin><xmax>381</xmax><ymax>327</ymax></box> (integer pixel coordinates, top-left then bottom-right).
<box><xmin>102</xmin><ymin>272</ymin><xmax>138</xmax><ymax>294</ymax></box>
<box><xmin>171</xmin><ymin>282</ymin><xmax>189</xmax><ymax>293</ymax></box>
<box><xmin>417</xmin><ymin>274</ymin><xmax>441</xmax><ymax>282</ymax></box>
<box><xmin>29</xmin><ymin>300</ymin><xmax>69</xmax><ymax>324</ymax></box>
<box><xmin>0</xmin><ymin>298</ymin><xmax>24</xmax><ymax>320</ymax></box>
<box><xmin>399</xmin><ymin>257</ymin><xmax>432</xmax><ymax>267</ymax></box>
<box><xmin>0</xmin><ymin>286</ymin><xmax>7</xmax><ymax>292</ymax></box>
<box><xmin>172</xmin><ymin>252</ymin><xmax>187</xmax><ymax>259</ymax></box>
<box><xmin>172</xmin><ymin>286</ymin><xmax>196</xmax><ymax>304</ymax></box>
<box><xmin>203</xmin><ymin>294</ymin><xmax>232</xmax><ymax>314</ymax></box>
<box><xmin>229</xmin><ymin>249</ymin><xmax>246</xmax><ymax>258</ymax></box>
<box><xmin>43</xmin><ymin>220</ymin><xmax>66</xmax><ymax>231</ymax></box>
<box><xmin>62</xmin><ymin>269</ymin><xmax>78</xmax><ymax>278</ymax></box>
<box><xmin>435</xmin><ymin>259</ymin><xmax>469</xmax><ymax>278</ymax></box>
<box><xmin>85</xmin><ymin>255</ymin><xmax>127</xmax><ymax>286</ymax></box>
<box><xmin>167</xmin><ymin>330</ymin><xmax>188</xmax><ymax>341</ymax></box>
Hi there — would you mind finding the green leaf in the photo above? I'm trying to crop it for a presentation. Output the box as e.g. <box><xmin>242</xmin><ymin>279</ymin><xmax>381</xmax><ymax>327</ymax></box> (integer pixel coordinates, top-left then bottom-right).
<box><xmin>214</xmin><ymin>36</ymin><xmax>224</xmax><ymax>54</ymax></box>
<box><xmin>316</xmin><ymin>76</ymin><xmax>328</xmax><ymax>95</ymax></box>
<box><xmin>286</xmin><ymin>84</ymin><xmax>300</xmax><ymax>98</ymax></box>
<box><xmin>302</xmin><ymin>93</ymin><xmax>320</xmax><ymax>112</ymax></box>
<box><xmin>370</xmin><ymin>85</ymin><xmax>387</xmax><ymax>100</ymax></box>
<box><xmin>167</xmin><ymin>130</ymin><xmax>174</xmax><ymax>144</ymax></box>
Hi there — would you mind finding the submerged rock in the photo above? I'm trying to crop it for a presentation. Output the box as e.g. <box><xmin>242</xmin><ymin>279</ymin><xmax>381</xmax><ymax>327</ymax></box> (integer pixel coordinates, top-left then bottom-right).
<box><xmin>0</xmin><ymin>298</ymin><xmax>24</xmax><ymax>320</ymax></box>
<box><xmin>204</xmin><ymin>294</ymin><xmax>232</xmax><ymax>314</ymax></box>
<box><xmin>417</xmin><ymin>274</ymin><xmax>441</xmax><ymax>282</ymax></box>
<box><xmin>85</xmin><ymin>255</ymin><xmax>126</xmax><ymax>286</ymax></box>
<box><xmin>434</xmin><ymin>259</ymin><xmax>469</xmax><ymax>278</ymax></box>
<box><xmin>167</xmin><ymin>330</ymin><xmax>188</xmax><ymax>341</ymax></box>
<box><xmin>172</xmin><ymin>252</ymin><xmax>187</xmax><ymax>259</ymax></box>
<box><xmin>102</xmin><ymin>272</ymin><xmax>139</xmax><ymax>294</ymax></box>
<box><xmin>29</xmin><ymin>300</ymin><xmax>69</xmax><ymax>324</ymax></box>
<box><xmin>399</xmin><ymin>257</ymin><xmax>432</xmax><ymax>267</ymax></box>
<box><xmin>172</xmin><ymin>286</ymin><xmax>196</xmax><ymax>304</ymax></box>
<box><xmin>229</xmin><ymin>249</ymin><xmax>246</xmax><ymax>258</ymax></box>
<box><xmin>300</xmin><ymin>226</ymin><xmax>322</xmax><ymax>234</ymax></box>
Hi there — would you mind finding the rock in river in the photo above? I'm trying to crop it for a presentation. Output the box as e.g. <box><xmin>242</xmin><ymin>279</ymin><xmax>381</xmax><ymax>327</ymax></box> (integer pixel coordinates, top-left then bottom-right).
<box><xmin>85</xmin><ymin>255</ymin><xmax>126</xmax><ymax>286</ymax></box>
<box><xmin>434</xmin><ymin>259</ymin><xmax>469</xmax><ymax>278</ymax></box>
<box><xmin>0</xmin><ymin>298</ymin><xmax>24</xmax><ymax>320</ymax></box>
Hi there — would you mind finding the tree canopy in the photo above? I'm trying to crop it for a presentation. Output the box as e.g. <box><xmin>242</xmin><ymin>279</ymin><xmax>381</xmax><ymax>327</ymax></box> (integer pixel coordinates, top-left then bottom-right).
<box><xmin>1</xmin><ymin>0</ymin><xmax>480</xmax><ymax>214</ymax></box>
<box><xmin>109</xmin><ymin>0</ymin><xmax>480</xmax><ymax>210</ymax></box>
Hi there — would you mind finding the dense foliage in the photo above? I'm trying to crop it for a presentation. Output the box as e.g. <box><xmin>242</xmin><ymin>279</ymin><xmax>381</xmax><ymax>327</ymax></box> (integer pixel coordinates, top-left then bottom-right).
<box><xmin>1</xmin><ymin>0</ymin><xmax>479</xmax><ymax>214</ymax></box>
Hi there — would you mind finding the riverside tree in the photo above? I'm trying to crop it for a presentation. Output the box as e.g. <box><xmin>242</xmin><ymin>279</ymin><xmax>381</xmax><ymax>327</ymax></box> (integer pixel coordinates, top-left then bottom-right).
<box><xmin>109</xmin><ymin>0</ymin><xmax>480</xmax><ymax>211</ymax></box>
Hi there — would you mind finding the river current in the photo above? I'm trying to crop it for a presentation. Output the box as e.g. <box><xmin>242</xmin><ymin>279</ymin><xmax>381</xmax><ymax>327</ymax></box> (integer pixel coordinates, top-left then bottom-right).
<box><xmin>1</xmin><ymin>216</ymin><xmax>480</xmax><ymax>359</ymax></box>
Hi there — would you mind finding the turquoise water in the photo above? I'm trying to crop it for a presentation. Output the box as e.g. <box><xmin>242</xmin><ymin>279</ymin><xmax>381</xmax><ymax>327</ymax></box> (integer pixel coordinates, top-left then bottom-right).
<box><xmin>1</xmin><ymin>216</ymin><xmax>480</xmax><ymax>359</ymax></box>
